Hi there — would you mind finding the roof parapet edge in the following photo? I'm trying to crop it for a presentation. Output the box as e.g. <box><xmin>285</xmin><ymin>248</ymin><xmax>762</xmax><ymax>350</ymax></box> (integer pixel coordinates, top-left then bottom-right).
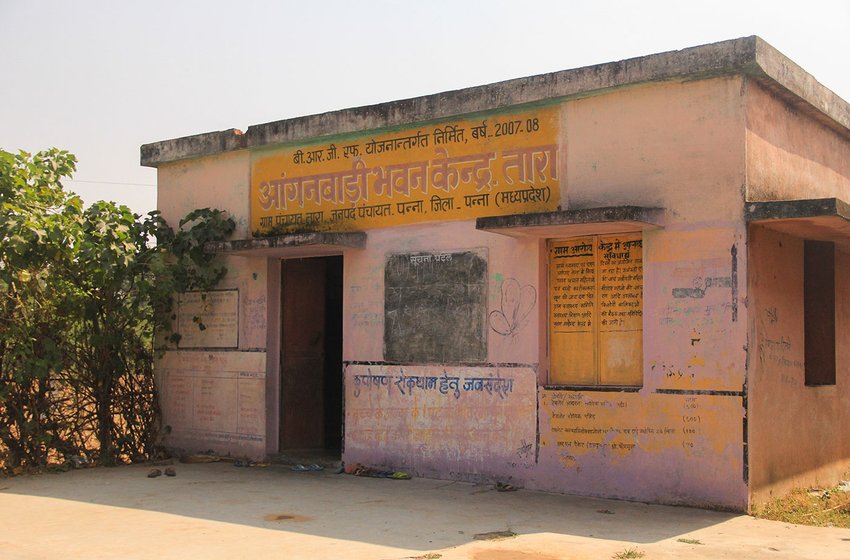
<box><xmin>476</xmin><ymin>205</ymin><xmax>666</xmax><ymax>232</ymax></box>
<box><xmin>141</xmin><ymin>128</ymin><xmax>245</xmax><ymax>168</ymax></box>
<box><xmin>140</xmin><ymin>36</ymin><xmax>850</xmax><ymax>167</ymax></box>
<box><xmin>745</xmin><ymin>198</ymin><xmax>850</xmax><ymax>222</ymax></box>
<box><xmin>204</xmin><ymin>231</ymin><xmax>367</xmax><ymax>254</ymax></box>
<box><xmin>752</xmin><ymin>38</ymin><xmax>850</xmax><ymax>132</ymax></box>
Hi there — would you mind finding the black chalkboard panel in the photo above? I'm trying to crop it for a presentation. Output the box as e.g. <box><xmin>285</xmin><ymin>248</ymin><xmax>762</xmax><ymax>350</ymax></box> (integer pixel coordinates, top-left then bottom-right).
<box><xmin>384</xmin><ymin>250</ymin><xmax>487</xmax><ymax>363</ymax></box>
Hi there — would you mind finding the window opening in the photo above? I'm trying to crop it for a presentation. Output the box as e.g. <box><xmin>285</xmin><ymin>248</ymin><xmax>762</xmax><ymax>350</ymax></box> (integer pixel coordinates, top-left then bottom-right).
<box><xmin>804</xmin><ymin>239</ymin><xmax>835</xmax><ymax>386</ymax></box>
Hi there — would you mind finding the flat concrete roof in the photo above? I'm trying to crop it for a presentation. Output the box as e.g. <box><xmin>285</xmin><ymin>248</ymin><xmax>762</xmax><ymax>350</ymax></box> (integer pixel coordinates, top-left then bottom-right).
<box><xmin>476</xmin><ymin>206</ymin><xmax>665</xmax><ymax>238</ymax></box>
<box><xmin>141</xmin><ymin>36</ymin><xmax>850</xmax><ymax>168</ymax></box>
<box><xmin>746</xmin><ymin>197</ymin><xmax>850</xmax><ymax>250</ymax></box>
<box><xmin>205</xmin><ymin>231</ymin><xmax>366</xmax><ymax>257</ymax></box>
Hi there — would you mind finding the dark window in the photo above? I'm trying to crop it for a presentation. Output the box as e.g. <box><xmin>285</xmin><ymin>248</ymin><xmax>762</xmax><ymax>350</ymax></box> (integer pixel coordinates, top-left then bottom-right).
<box><xmin>804</xmin><ymin>240</ymin><xmax>835</xmax><ymax>386</ymax></box>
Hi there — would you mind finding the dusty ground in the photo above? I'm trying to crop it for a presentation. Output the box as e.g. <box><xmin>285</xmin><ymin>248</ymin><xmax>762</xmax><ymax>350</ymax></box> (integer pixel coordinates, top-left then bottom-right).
<box><xmin>1</xmin><ymin>462</ymin><xmax>849</xmax><ymax>559</ymax></box>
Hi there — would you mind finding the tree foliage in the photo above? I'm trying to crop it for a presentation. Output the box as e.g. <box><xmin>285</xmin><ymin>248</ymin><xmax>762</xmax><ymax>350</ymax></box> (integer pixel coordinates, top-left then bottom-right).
<box><xmin>0</xmin><ymin>148</ymin><xmax>234</xmax><ymax>470</ymax></box>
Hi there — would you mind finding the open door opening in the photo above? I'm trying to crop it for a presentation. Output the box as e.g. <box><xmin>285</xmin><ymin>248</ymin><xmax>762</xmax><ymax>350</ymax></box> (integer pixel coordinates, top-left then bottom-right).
<box><xmin>279</xmin><ymin>255</ymin><xmax>343</xmax><ymax>460</ymax></box>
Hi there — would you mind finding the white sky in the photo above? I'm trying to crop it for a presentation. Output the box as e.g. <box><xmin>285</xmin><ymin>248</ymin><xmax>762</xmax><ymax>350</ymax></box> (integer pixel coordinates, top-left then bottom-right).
<box><xmin>1</xmin><ymin>0</ymin><xmax>848</xmax><ymax>217</ymax></box>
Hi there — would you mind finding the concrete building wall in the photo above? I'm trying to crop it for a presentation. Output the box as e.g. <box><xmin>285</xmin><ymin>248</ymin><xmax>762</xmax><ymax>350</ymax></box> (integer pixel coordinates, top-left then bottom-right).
<box><xmin>155</xmin><ymin>151</ymin><xmax>270</xmax><ymax>458</ymax></box>
<box><xmin>566</xmin><ymin>77</ymin><xmax>746</xmax><ymax>222</ymax></box>
<box><xmin>141</xmin><ymin>37</ymin><xmax>850</xmax><ymax>512</ymax></box>
<box><xmin>745</xmin><ymin>79</ymin><xmax>850</xmax><ymax>506</ymax></box>
<box><xmin>542</xmin><ymin>78</ymin><xmax>747</xmax><ymax>508</ymax></box>
<box><xmin>148</xmin><ymin>77</ymin><xmax>754</xmax><ymax>509</ymax></box>
<box><xmin>747</xmin><ymin>226</ymin><xmax>850</xmax><ymax>505</ymax></box>
<box><xmin>343</xmin><ymin>77</ymin><xmax>749</xmax><ymax>509</ymax></box>
<box><xmin>343</xmin><ymin>220</ymin><xmax>542</xmax><ymax>483</ymax></box>
<box><xmin>746</xmin><ymin>80</ymin><xmax>850</xmax><ymax>203</ymax></box>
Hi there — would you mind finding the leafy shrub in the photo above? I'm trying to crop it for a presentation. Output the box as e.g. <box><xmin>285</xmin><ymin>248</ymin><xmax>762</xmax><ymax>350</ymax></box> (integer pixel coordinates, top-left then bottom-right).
<box><xmin>0</xmin><ymin>148</ymin><xmax>234</xmax><ymax>470</ymax></box>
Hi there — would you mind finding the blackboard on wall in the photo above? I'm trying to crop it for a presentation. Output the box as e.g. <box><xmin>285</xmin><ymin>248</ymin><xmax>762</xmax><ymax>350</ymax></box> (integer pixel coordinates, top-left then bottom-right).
<box><xmin>384</xmin><ymin>250</ymin><xmax>487</xmax><ymax>363</ymax></box>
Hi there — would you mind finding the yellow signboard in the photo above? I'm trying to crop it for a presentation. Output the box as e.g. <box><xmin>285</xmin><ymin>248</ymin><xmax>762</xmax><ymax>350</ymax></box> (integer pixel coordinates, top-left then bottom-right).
<box><xmin>251</xmin><ymin>107</ymin><xmax>560</xmax><ymax>234</ymax></box>
<box><xmin>549</xmin><ymin>233</ymin><xmax>643</xmax><ymax>386</ymax></box>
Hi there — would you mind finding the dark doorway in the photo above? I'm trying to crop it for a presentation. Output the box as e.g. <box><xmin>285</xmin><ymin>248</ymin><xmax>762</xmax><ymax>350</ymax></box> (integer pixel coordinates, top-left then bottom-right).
<box><xmin>279</xmin><ymin>256</ymin><xmax>343</xmax><ymax>456</ymax></box>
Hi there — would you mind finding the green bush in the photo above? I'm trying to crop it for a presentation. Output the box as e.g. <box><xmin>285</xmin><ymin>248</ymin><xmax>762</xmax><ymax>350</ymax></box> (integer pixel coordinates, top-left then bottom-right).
<box><xmin>0</xmin><ymin>148</ymin><xmax>234</xmax><ymax>470</ymax></box>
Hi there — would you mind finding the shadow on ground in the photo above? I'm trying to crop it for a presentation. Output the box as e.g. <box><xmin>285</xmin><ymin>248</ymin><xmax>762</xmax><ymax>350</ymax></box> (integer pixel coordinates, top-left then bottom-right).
<box><xmin>0</xmin><ymin>461</ymin><xmax>737</xmax><ymax>552</ymax></box>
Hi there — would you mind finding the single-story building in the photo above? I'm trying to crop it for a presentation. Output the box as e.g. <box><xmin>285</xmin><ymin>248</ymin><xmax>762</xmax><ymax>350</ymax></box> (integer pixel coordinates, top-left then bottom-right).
<box><xmin>141</xmin><ymin>36</ymin><xmax>850</xmax><ymax>512</ymax></box>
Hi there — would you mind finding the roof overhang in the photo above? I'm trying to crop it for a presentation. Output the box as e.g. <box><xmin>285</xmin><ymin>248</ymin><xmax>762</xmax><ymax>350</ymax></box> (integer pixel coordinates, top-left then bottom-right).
<box><xmin>141</xmin><ymin>36</ymin><xmax>850</xmax><ymax>168</ymax></box>
<box><xmin>204</xmin><ymin>231</ymin><xmax>367</xmax><ymax>258</ymax></box>
<box><xmin>476</xmin><ymin>206</ymin><xmax>665</xmax><ymax>238</ymax></box>
<box><xmin>745</xmin><ymin>198</ymin><xmax>850</xmax><ymax>250</ymax></box>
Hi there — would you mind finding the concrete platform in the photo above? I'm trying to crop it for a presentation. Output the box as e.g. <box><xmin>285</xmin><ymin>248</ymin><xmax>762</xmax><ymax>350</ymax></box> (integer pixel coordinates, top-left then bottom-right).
<box><xmin>2</xmin><ymin>462</ymin><xmax>848</xmax><ymax>559</ymax></box>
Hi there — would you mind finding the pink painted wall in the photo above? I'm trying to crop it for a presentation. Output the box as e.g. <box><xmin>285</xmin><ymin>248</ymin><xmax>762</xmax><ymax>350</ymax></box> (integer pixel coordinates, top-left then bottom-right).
<box><xmin>745</xmin><ymin>80</ymin><xmax>850</xmax><ymax>505</ymax></box>
<box><xmin>545</xmin><ymin>78</ymin><xmax>746</xmax><ymax>508</ymax></box>
<box><xmin>343</xmin><ymin>220</ymin><xmax>542</xmax><ymax>365</ymax></box>
<box><xmin>156</xmin><ymin>151</ymin><xmax>269</xmax><ymax>458</ymax></box>
<box><xmin>746</xmin><ymin>81</ymin><xmax>850</xmax><ymax>202</ymax></box>
<box><xmin>157</xmin><ymin>151</ymin><xmax>252</xmax><ymax>239</ymax></box>
<box><xmin>342</xmin><ymin>78</ymin><xmax>751</xmax><ymax>510</ymax></box>
<box><xmin>344</xmin><ymin>365</ymin><xmax>536</xmax><ymax>481</ymax></box>
<box><xmin>535</xmin><ymin>390</ymin><xmax>744</xmax><ymax>507</ymax></box>
<box><xmin>157</xmin><ymin>351</ymin><xmax>266</xmax><ymax>458</ymax></box>
<box><xmin>748</xmin><ymin>227</ymin><xmax>850</xmax><ymax>504</ymax></box>
<box><xmin>150</xmin><ymin>73</ymin><xmax>850</xmax><ymax>511</ymax></box>
<box><xmin>566</xmin><ymin>78</ymin><xmax>746</xmax><ymax>222</ymax></box>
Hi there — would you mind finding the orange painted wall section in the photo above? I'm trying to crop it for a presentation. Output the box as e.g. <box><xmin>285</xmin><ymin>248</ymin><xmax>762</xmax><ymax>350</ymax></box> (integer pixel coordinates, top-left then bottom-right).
<box><xmin>251</xmin><ymin>107</ymin><xmax>560</xmax><ymax>234</ymax></box>
<box><xmin>548</xmin><ymin>234</ymin><xmax>643</xmax><ymax>386</ymax></box>
<box><xmin>537</xmin><ymin>390</ymin><xmax>744</xmax><ymax>506</ymax></box>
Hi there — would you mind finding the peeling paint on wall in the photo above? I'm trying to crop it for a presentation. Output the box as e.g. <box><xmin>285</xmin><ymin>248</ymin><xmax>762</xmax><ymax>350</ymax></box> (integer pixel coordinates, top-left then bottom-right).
<box><xmin>156</xmin><ymin>351</ymin><xmax>267</xmax><ymax>457</ymax></box>
<box><xmin>536</xmin><ymin>389</ymin><xmax>746</xmax><ymax>508</ymax></box>
<box><xmin>344</xmin><ymin>364</ymin><xmax>536</xmax><ymax>482</ymax></box>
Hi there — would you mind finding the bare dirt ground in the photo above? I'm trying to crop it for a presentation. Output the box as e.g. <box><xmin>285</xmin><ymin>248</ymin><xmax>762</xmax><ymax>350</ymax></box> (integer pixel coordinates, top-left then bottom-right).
<box><xmin>1</xmin><ymin>462</ymin><xmax>848</xmax><ymax>559</ymax></box>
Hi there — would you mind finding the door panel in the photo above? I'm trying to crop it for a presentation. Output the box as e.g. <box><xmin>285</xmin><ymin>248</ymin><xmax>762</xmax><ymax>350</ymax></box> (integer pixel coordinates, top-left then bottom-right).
<box><xmin>280</xmin><ymin>258</ymin><xmax>326</xmax><ymax>450</ymax></box>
